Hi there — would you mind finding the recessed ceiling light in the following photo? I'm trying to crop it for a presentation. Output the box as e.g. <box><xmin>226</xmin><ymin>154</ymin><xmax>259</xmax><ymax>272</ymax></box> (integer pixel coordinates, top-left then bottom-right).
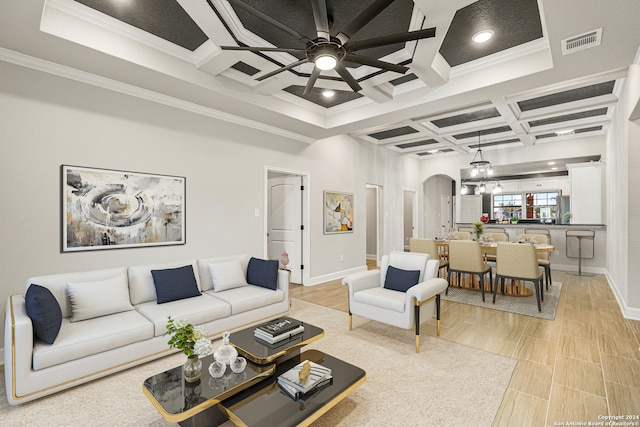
<box><xmin>428</xmin><ymin>149</ymin><xmax>439</xmax><ymax>154</ymax></box>
<box><xmin>322</xmin><ymin>89</ymin><xmax>335</xmax><ymax>98</ymax></box>
<box><xmin>472</xmin><ymin>30</ymin><xmax>494</xmax><ymax>43</ymax></box>
<box><xmin>551</xmin><ymin>167</ymin><xmax>558</xmax><ymax>170</ymax></box>
<box><xmin>548</xmin><ymin>161</ymin><xmax>556</xmax><ymax>165</ymax></box>
<box><xmin>556</xmin><ymin>129</ymin><xmax>575</xmax><ymax>136</ymax></box>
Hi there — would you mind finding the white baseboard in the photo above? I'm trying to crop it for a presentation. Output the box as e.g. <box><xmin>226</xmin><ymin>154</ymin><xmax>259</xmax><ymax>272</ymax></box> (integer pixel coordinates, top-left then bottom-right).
<box><xmin>605</xmin><ymin>271</ymin><xmax>640</xmax><ymax>321</ymax></box>
<box><xmin>305</xmin><ymin>265</ymin><xmax>368</xmax><ymax>286</ymax></box>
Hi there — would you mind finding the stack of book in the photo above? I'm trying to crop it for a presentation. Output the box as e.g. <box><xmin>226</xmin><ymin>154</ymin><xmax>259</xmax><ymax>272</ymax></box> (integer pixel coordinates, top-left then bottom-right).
<box><xmin>277</xmin><ymin>360</ymin><xmax>333</xmax><ymax>401</ymax></box>
<box><xmin>254</xmin><ymin>317</ymin><xmax>304</xmax><ymax>344</ymax></box>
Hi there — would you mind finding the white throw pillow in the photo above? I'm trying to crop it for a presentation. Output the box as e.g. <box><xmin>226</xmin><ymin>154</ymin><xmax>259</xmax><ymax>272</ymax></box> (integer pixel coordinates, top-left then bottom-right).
<box><xmin>66</xmin><ymin>274</ymin><xmax>134</xmax><ymax>322</ymax></box>
<box><xmin>209</xmin><ymin>260</ymin><xmax>248</xmax><ymax>292</ymax></box>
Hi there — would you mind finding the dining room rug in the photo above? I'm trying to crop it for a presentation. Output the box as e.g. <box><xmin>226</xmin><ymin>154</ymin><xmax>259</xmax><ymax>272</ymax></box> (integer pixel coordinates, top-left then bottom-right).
<box><xmin>441</xmin><ymin>280</ymin><xmax>563</xmax><ymax>320</ymax></box>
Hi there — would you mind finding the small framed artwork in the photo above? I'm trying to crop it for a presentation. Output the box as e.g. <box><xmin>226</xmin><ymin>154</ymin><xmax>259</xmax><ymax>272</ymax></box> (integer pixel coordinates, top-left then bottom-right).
<box><xmin>324</xmin><ymin>191</ymin><xmax>354</xmax><ymax>234</ymax></box>
<box><xmin>62</xmin><ymin>165</ymin><xmax>186</xmax><ymax>252</ymax></box>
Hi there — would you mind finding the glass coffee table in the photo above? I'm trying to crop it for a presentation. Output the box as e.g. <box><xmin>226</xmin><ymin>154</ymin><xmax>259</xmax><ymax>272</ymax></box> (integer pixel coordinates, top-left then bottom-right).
<box><xmin>229</xmin><ymin>319</ymin><xmax>324</xmax><ymax>365</ymax></box>
<box><xmin>143</xmin><ymin>318</ymin><xmax>365</xmax><ymax>427</ymax></box>
<box><xmin>142</xmin><ymin>353</ymin><xmax>275</xmax><ymax>426</ymax></box>
<box><xmin>218</xmin><ymin>348</ymin><xmax>366</xmax><ymax>427</ymax></box>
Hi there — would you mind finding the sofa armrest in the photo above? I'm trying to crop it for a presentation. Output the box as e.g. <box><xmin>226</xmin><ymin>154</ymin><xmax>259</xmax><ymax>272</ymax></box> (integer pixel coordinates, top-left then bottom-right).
<box><xmin>424</xmin><ymin>259</ymin><xmax>440</xmax><ymax>280</ymax></box>
<box><xmin>5</xmin><ymin>295</ymin><xmax>35</xmax><ymax>403</ymax></box>
<box><xmin>342</xmin><ymin>270</ymin><xmax>380</xmax><ymax>296</ymax></box>
<box><xmin>407</xmin><ymin>278</ymin><xmax>448</xmax><ymax>303</ymax></box>
<box><xmin>277</xmin><ymin>269</ymin><xmax>290</xmax><ymax>294</ymax></box>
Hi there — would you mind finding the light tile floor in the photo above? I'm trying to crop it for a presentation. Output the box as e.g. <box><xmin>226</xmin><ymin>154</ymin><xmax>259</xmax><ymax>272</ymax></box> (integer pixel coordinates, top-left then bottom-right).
<box><xmin>290</xmin><ymin>268</ymin><xmax>640</xmax><ymax>426</ymax></box>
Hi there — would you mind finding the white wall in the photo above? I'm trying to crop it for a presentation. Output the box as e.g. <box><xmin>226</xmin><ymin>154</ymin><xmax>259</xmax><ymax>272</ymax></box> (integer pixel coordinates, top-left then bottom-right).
<box><xmin>607</xmin><ymin>63</ymin><xmax>640</xmax><ymax>319</ymax></box>
<box><xmin>0</xmin><ymin>61</ymin><xmax>413</xmax><ymax>353</ymax></box>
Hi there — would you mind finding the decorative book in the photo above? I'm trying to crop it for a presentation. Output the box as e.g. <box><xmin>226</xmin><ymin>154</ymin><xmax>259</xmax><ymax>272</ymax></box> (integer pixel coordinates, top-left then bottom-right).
<box><xmin>277</xmin><ymin>360</ymin><xmax>332</xmax><ymax>394</ymax></box>
<box><xmin>278</xmin><ymin>376</ymin><xmax>333</xmax><ymax>401</ymax></box>
<box><xmin>255</xmin><ymin>317</ymin><xmax>303</xmax><ymax>337</ymax></box>
<box><xmin>254</xmin><ymin>324</ymin><xmax>304</xmax><ymax>344</ymax></box>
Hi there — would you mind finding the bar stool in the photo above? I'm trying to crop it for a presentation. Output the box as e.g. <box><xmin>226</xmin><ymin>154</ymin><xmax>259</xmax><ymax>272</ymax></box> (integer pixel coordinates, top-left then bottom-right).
<box><xmin>565</xmin><ymin>230</ymin><xmax>595</xmax><ymax>276</ymax></box>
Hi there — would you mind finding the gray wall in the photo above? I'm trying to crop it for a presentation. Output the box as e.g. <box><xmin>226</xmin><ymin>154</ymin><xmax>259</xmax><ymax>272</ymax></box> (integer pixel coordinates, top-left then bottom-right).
<box><xmin>0</xmin><ymin>60</ymin><xmax>419</xmax><ymax>354</ymax></box>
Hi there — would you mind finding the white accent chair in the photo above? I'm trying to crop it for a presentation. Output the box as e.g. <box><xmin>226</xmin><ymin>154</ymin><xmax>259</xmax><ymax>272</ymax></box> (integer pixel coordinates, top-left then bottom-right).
<box><xmin>342</xmin><ymin>251</ymin><xmax>448</xmax><ymax>352</ymax></box>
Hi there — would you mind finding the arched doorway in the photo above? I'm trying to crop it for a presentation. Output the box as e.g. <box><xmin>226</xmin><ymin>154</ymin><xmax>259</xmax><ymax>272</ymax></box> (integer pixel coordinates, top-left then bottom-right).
<box><xmin>422</xmin><ymin>174</ymin><xmax>455</xmax><ymax>239</ymax></box>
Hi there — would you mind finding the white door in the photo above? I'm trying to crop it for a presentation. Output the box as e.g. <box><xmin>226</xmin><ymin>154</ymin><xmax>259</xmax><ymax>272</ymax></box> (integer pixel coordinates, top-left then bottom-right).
<box><xmin>403</xmin><ymin>191</ymin><xmax>415</xmax><ymax>250</ymax></box>
<box><xmin>268</xmin><ymin>175</ymin><xmax>302</xmax><ymax>284</ymax></box>
<box><xmin>440</xmin><ymin>195</ymin><xmax>451</xmax><ymax>237</ymax></box>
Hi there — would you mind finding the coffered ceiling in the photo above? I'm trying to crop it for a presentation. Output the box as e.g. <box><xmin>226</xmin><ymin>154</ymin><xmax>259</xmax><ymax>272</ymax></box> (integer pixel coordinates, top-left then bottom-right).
<box><xmin>1</xmin><ymin>0</ymin><xmax>639</xmax><ymax>162</ymax></box>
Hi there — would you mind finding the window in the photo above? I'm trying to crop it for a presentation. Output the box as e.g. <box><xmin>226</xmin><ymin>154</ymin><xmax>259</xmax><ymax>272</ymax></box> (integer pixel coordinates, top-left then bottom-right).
<box><xmin>492</xmin><ymin>193</ymin><xmax>522</xmax><ymax>220</ymax></box>
<box><xmin>525</xmin><ymin>192</ymin><xmax>558</xmax><ymax>219</ymax></box>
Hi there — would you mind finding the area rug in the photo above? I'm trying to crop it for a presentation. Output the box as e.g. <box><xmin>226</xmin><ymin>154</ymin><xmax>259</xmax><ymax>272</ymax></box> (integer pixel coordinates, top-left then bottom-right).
<box><xmin>0</xmin><ymin>299</ymin><xmax>516</xmax><ymax>427</ymax></box>
<box><xmin>442</xmin><ymin>281</ymin><xmax>563</xmax><ymax>320</ymax></box>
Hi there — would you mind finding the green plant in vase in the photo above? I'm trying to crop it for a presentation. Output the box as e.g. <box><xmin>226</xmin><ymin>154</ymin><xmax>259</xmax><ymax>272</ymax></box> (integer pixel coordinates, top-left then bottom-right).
<box><xmin>472</xmin><ymin>221</ymin><xmax>485</xmax><ymax>240</ymax></box>
<box><xmin>165</xmin><ymin>317</ymin><xmax>213</xmax><ymax>382</ymax></box>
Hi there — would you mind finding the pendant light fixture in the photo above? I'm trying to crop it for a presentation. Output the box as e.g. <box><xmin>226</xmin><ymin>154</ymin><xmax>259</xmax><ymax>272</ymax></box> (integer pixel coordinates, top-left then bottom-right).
<box><xmin>470</xmin><ymin>132</ymin><xmax>493</xmax><ymax>178</ymax></box>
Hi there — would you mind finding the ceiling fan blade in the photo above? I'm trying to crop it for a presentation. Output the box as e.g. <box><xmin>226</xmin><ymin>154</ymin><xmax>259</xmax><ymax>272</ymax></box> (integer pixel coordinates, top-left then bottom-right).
<box><xmin>311</xmin><ymin>0</ymin><xmax>330</xmax><ymax>41</ymax></box>
<box><xmin>228</xmin><ymin>0</ymin><xmax>312</xmax><ymax>44</ymax></box>
<box><xmin>303</xmin><ymin>67</ymin><xmax>321</xmax><ymax>96</ymax></box>
<box><xmin>334</xmin><ymin>63</ymin><xmax>362</xmax><ymax>92</ymax></box>
<box><xmin>344</xmin><ymin>27</ymin><xmax>436</xmax><ymax>52</ymax></box>
<box><xmin>335</xmin><ymin>0</ymin><xmax>394</xmax><ymax>45</ymax></box>
<box><xmin>256</xmin><ymin>58</ymin><xmax>310</xmax><ymax>81</ymax></box>
<box><xmin>221</xmin><ymin>46</ymin><xmax>307</xmax><ymax>54</ymax></box>
<box><xmin>343</xmin><ymin>53</ymin><xmax>408</xmax><ymax>74</ymax></box>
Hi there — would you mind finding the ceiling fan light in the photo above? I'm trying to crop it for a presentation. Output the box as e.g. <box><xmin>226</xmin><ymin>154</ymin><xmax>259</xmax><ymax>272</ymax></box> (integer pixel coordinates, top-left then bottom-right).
<box><xmin>472</xmin><ymin>30</ymin><xmax>494</xmax><ymax>43</ymax></box>
<box><xmin>315</xmin><ymin>54</ymin><xmax>337</xmax><ymax>70</ymax></box>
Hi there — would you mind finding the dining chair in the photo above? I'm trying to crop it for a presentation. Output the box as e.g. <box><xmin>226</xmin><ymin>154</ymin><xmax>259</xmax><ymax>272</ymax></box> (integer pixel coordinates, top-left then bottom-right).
<box><xmin>524</xmin><ymin>228</ymin><xmax>551</xmax><ymax>244</ymax></box>
<box><xmin>409</xmin><ymin>238</ymin><xmax>449</xmax><ymax>278</ymax></box>
<box><xmin>484</xmin><ymin>232</ymin><xmax>508</xmax><ymax>263</ymax></box>
<box><xmin>449</xmin><ymin>231</ymin><xmax>472</xmax><ymax>240</ymax></box>
<box><xmin>519</xmin><ymin>233</ymin><xmax>552</xmax><ymax>290</ymax></box>
<box><xmin>447</xmin><ymin>240</ymin><xmax>493</xmax><ymax>302</ymax></box>
<box><xmin>493</xmin><ymin>242</ymin><xmax>543</xmax><ymax>312</ymax></box>
<box><xmin>457</xmin><ymin>227</ymin><xmax>474</xmax><ymax>233</ymax></box>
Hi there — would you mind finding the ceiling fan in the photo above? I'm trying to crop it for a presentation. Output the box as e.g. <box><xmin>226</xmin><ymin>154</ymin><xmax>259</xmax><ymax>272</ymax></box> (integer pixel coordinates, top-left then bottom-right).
<box><xmin>221</xmin><ymin>0</ymin><xmax>436</xmax><ymax>94</ymax></box>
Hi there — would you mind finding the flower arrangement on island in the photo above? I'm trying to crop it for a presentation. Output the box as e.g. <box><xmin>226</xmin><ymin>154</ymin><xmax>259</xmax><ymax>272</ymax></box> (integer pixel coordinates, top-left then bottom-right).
<box><xmin>164</xmin><ymin>317</ymin><xmax>213</xmax><ymax>358</ymax></box>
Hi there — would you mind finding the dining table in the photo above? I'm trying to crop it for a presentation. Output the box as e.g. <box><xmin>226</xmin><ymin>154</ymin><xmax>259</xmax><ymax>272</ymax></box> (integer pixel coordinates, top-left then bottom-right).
<box><xmin>435</xmin><ymin>239</ymin><xmax>555</xmax><ymax>297</ymax></box>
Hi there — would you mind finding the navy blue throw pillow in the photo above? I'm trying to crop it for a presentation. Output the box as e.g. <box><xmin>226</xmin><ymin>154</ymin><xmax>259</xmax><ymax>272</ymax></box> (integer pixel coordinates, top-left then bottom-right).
<box><xmin>246</xmin><ymin>257</ymin><xmax>279</xmax><ymax>290</ymax></box>
<box><xmin>383</xmin><ymin>265</ymin><xmax>421</xmax><ymax>292</ymax></box>
<box><xmin>151</xmin><ymin>265</ymin><xmax>201</xmax><ymax>304</ymax></box>
<box><xmin>25</xmin><ymin>284</ymin><xmax>62</xmax><ymax>345</ymax></box>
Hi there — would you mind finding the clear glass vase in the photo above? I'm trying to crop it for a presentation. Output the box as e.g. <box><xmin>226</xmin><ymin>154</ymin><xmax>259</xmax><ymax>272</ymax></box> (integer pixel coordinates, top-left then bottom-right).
<box><xmin>214</xmin><ymin>331</ymin><xmax>238</xmax><ymax>365</ymax></box>
<box><xmin>183</xmin><ymin>355</ymin><xmax>202</xmax><ymax>383</ymax></box>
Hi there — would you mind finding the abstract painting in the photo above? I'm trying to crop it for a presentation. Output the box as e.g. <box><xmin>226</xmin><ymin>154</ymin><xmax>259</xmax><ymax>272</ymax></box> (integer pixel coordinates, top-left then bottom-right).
<box><xmin>324</xmin><ymin>191</ymin><xmax>354</xmax><ymax>234</ymax></box>
<box><xmin>62</xmin><ymin>165</ymin><xmax>185</xmax><ymax>251</ymax></box>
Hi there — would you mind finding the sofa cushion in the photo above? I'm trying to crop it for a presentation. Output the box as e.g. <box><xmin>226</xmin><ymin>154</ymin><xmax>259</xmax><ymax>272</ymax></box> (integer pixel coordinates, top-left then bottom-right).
<box><xmin>383</xmin><ymin>266</ymin><xmax>420</xmax><ymax>293</ymax></box>
<box><xmin>32</xmin><ymin>310</ymin><xmax>154</xmax><ymax>370</ymax></box>
<box><xmin>205</xmin><ymin>285</ymin><xmax>285</xmax><ymax>315</ymax></box>
<box><xmin>135</xmin><ymin>294</ymin><xmax>231</xmax><ymax>337</ymax></box>
<box><xmin>353</xmin><ymin>287</ymin><xmax>406</xmax><ymax>313</ymax></box>
<box><xmin>128</xmin><ymin>260</ymin><xmax>200</xmax><ymax>305</ymax></box>
<box><xmin>151</xmin><ymin>265</ymin><xmax>201</xmax><ymax>304</ymax></box>
<box><xmin>197</xmin><ymin>255</ymin><xmax>249</xmax><ymax>292</ymax></box>
<box><xmin>25</xmin><ymin>284</ymin><xmax>62</xmax><ymax>344</ymax></box>
<box><xmin>66</xmin><ymin>274</ymin><xmax>134</xmax><ymax>322</ymax></box>
<box><xmin>246</xmin><ymin>257</ymin><xmax>279</xmax><ymax>290</ymax></box>
<box><xmin>209</xmin><ymin>259</ymin><xmax>248</xmax><ymax>292</ymax></box>
<box><xmin>27</xmin><ymin>267</ymin><xmax>127</xmax><ymax>319</ymax></box>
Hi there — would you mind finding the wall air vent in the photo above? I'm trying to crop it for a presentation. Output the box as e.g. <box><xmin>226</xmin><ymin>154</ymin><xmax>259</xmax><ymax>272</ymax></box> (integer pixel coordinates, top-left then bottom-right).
<box><xmin>562</xmin><ymin>28</ymin><xmax>602</xmax><ymax>55</ymax></box>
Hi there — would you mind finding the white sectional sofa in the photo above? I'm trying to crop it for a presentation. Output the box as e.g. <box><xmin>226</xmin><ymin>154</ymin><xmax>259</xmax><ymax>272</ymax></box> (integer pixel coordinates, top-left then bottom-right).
<box><xmin>4</xmin><ymin>254</ymin><xmax>289</xmax><ymax>405</ymax></box>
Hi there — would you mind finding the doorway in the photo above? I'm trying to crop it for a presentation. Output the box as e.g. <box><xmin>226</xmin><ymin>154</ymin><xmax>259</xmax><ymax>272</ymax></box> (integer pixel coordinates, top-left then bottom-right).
<box><xmin>265</xmin><ymin>167</ymin><xmax>309</xmax><ymax>285</ymax></box>
<box><xmin>366</xmin><ymin>184</ymin><xmax>382</xmax><ymax>265</ymax></box>
<box><xmin>403</xmin><ymin>190</ymin><xmax>416</xmax><ymax>250</ymax></box>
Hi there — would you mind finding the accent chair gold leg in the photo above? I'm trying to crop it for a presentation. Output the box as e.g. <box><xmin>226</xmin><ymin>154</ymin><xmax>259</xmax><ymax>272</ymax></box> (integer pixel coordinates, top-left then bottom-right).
<box><xmin>415</xmin><ymin>334</ymin><xmax>420</xmax><ymax>353</ymax></box>
<box><xmin>437</xmin><ymin>319</ymin><xmax>441</xmax><ymax>337</ymax></box>
<box><xmin>348</xmin><ymin>313</ymin><xmax>352</xmax><ymax>331</ymax></box>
